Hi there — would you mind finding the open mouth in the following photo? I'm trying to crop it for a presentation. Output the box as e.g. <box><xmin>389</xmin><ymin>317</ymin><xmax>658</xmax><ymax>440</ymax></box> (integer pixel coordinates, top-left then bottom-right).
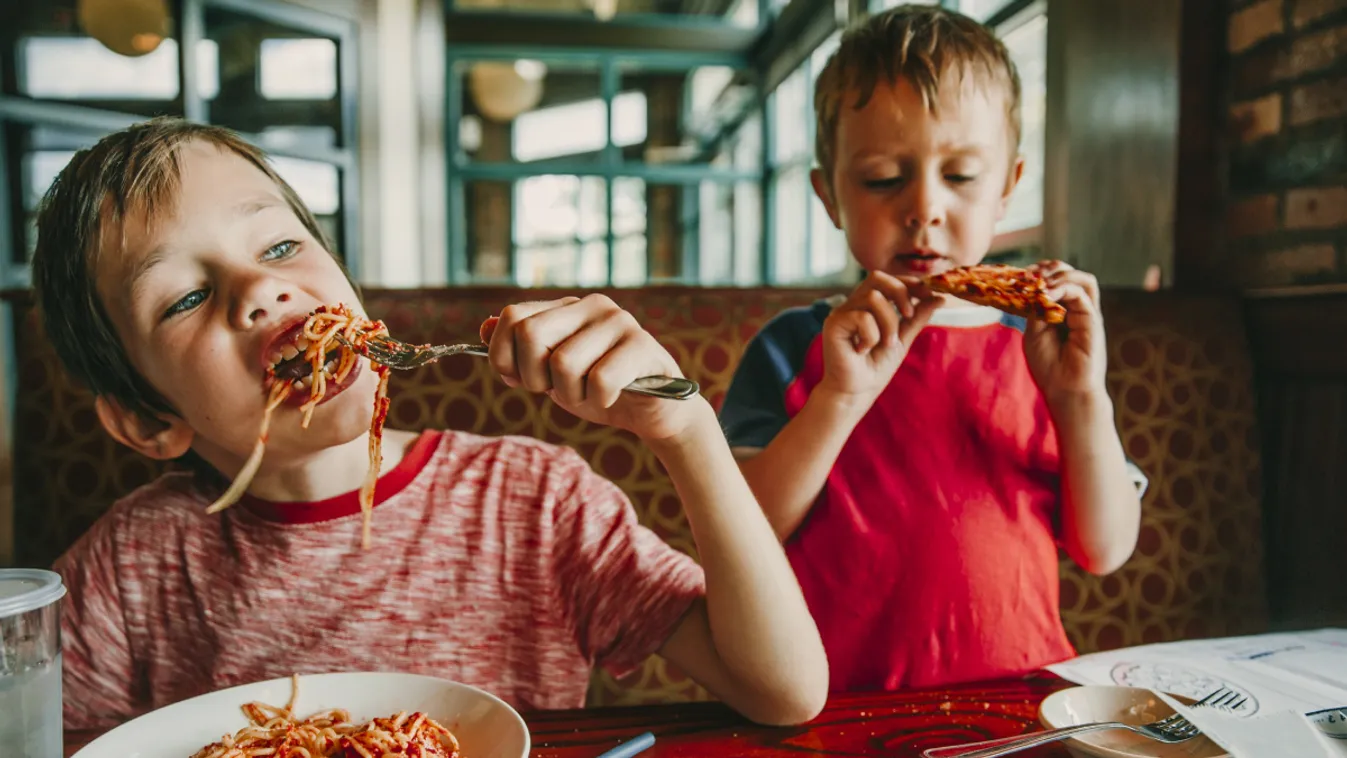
<box><xmin>268</xmin><ymin>337</ymin><xmax>341</xmax><ymax>386</ymax></box>
<box><xmin>263</xmin><ymin>325</ymin><xmax>363</xmax><ymax>406</ymax></box>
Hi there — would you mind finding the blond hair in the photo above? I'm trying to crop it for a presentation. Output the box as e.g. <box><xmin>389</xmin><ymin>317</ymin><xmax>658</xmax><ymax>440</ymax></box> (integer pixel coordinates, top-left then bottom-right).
<box><xmin>813</xmin><ymin>5</ymin><xmax>1022</xmax><ymax>181</ymax></box>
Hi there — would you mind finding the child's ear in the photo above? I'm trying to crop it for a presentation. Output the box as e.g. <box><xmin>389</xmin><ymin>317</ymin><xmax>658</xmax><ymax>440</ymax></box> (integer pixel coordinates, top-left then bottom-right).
<box><xmin>810</xmin><ymin>168</ymin><xmax>842</xmax><ymax>229</ymax></box>
<box><xmin>997</xmin><ymin>155</ymin><xmax>1026</xmax><ymax>219</ymax></box>
<box><xmin>94</xmin><ymin>396</ymin><xmax>194</xmax><ymax>461</ymax></box>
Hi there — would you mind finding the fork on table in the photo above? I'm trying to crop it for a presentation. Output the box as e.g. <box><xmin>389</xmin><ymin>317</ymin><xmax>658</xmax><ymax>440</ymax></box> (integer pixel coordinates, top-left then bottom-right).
<box><xmin>920</xmin><ymin>687</ymin><xmax>1243</xmax><ymax>758</ymax></box>
<box><xmin>335</xmin><ymin>332</ymin><xmax>701</xmax><ymax>401</ymax></box>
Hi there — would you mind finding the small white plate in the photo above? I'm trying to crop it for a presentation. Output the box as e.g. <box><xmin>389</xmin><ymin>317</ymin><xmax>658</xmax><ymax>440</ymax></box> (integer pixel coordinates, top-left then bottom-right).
<box><xmin>1038</xmin><ymin>686</ymin><xmax>1228</xmax><ymax>758</ymax></box>
<box><xmin>72</xmin><ymin>671</ymin><xmax>530</xmax><ymax>758</ymax></box>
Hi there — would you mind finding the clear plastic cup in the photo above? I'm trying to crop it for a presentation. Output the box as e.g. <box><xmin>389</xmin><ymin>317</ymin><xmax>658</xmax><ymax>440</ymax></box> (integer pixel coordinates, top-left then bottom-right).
<box><xmin>0</xmin><ymin>569</ymin><xmax>66</xmax><ymax>758</ymax></box>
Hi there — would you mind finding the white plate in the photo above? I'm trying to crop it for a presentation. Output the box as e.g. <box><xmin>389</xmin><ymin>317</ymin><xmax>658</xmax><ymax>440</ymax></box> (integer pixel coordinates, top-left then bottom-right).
<box><xmin>72</xmin><ymin>671</ymin><xmax>530</xmax><ymax>758</ymax></box>
<box><xmin>1038</xmin><ymin>686</ymin><xmax>1228</xmax><ymax>758</ymax></box>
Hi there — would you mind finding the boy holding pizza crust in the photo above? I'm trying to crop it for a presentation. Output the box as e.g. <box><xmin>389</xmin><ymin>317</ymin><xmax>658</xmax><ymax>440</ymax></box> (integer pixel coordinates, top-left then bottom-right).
<box><xmin>719</xmin><ymin>4</ymin><xmax>1146</xmax><ymax>691</ymax></box>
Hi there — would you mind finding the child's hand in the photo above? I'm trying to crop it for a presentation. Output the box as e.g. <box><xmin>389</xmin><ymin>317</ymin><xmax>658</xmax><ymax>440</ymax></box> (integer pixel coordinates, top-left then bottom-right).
<box><xmin>484</xmin><ymin>295</ymin><xmax>703</xmax><ymax>441</ymax></box>
<box><xmin>1023</xmin><ymin>261</ymin><xmax>1109</xmax><ymax>407</ymax></box>
<box><xmin>817</xmin><ymin>271</ymin><xmax>941</xmax><ymax>406</ymax></box>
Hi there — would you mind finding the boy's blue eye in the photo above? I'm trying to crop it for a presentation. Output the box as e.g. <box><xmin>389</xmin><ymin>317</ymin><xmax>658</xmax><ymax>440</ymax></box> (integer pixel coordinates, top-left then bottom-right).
<box><xmin>165</xmin><ymin>289</ymin><xmax>207</xmax><ymax>319</ymax></box>
<box><xmin>262</xmin><ymin>240</ymin><xmax>299</xmax><ymax>261</ymax></box>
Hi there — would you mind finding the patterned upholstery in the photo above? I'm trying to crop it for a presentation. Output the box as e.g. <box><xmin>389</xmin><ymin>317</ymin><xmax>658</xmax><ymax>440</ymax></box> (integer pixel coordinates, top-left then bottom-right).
<box><xmin>4</xmin><ymin>287</ymin><xmax>1267</xmax><ymax>707</ymax></box>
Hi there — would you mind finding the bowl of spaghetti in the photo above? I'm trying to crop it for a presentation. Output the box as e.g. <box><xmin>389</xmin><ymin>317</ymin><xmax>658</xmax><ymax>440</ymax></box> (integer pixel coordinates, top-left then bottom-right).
<box><xmin>71</xmin><ymin>672</ymin><xmax>529</xmax><ymax>758</ymax></box>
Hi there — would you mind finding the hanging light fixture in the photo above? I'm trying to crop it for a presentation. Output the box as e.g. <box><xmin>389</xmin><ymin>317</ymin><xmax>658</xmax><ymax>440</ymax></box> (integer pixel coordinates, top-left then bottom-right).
<box><xmin>591</xmin><ymin>0</ymin><xmax>618</xmax><ymax>21</ymax></box>
<box><xmin>77</xmin><ymin>0</ymin><xmax>171</xmax><ymax>57</ymax></box>
<box><xmin>468</xmin><ymin>60</ymin><xmax>547</xmax><ymax>123</ymax></box>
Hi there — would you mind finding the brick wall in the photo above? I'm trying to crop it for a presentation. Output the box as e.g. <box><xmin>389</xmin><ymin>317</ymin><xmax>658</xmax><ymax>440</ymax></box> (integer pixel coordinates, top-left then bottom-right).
<box><xmin>1225</xmin><ymin>0</ymin><xmax>1347</xmax><ymax>288</ymax></box>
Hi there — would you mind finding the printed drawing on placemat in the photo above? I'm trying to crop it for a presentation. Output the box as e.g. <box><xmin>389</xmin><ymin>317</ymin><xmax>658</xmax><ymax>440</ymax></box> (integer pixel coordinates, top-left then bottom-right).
<box><xmin>1110</xmin><ymin>662</ymin><xmax>1260</xmax><ymax>716</ymax></box>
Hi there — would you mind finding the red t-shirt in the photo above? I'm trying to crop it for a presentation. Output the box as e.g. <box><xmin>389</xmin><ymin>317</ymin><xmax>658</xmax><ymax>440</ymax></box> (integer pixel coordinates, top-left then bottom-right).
<box><xmin>55</xmin><ymin>430</ymin><xmax>705</xmax><ymax>729</ymax></box>
<box><xmin>722</xmin><ymin>301</ymin><xmax>1144</xmax><ymax>691</ymax></box>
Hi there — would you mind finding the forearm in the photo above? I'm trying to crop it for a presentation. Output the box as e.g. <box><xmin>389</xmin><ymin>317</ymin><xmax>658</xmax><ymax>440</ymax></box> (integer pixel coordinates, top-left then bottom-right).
<box><xmin>649</xmin><ymin>401</ymin><xmax>828</xmax><ymax>723</ymax></box>
<box><xmin>1053</xmin><ymin>392</ymin><xmax>1142</xmax><ymax>575</ymax></box>
<box><xmin>738</xmin><ymin>389</ymin><xmax>870</xmax><ymax>541</ymax></box>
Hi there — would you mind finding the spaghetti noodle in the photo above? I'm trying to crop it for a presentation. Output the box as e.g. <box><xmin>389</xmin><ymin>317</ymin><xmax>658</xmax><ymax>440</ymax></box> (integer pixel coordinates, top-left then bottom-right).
<box><xmin>205</xmin><ymin>304</ymin><xmax>394</xmax><ymax>550</ymax></box>
<box><xmin>191</xmin><ymin>675</ymin><xmax>462</xmax><ymax>758</ymax></box>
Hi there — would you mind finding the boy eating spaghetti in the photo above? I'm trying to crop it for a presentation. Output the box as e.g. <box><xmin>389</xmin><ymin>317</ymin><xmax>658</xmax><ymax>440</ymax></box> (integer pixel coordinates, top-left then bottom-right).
<box><xmin>720</xmin><ymin>5</ymin><xmax>1146</xmax><ymax>692</ymax></box>
<box><xmin>34</xmin><ymin>118</ymin><xmax>827</xmax><ymax>729</ymax></box>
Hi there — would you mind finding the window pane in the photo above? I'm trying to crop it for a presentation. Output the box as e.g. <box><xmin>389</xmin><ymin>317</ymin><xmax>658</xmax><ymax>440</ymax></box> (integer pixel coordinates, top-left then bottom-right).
<box><xmin>699</xmin><ymin>180</ymin><xmax>762</xmax><ymax>285</ymax></box>
<box><xmin>455</xmin><ymin>61</ymin><xmax>602</xmax><ymax>164</ymax></box>
<box><xmin>612</xmin><ymin>177</ymin><xmax>647</xmax><ymax>238</ymax></box>
<box><xmin>614</xmin><ymin>236</ymin><xmax>647</xmax><ymax>287</ymax></box>
<box><xmin>611</xmin><ymin>91</ymin><xmax>649</xmax><ymax>148</ymax></box>
<box><xmin>612</xmin><ymin>179</ymin><xmax>649</xmax><ymax>287</ymax></box>
<box><xmin>999</xmin><ymin>12</ymin><xmax>1046</xmax><ymax>234</ymax></box>
<box><xmin>619</xmin><ymin>64</ymin><xmax>754</xmax><ymax>166</ymax></box>
<box><xmin>618</xmin><ymin>67</ymin><xmax>681</xmax><ymax>165</ymax></box>
<box><xmin>260</xmin><ymin>38</ymin><xmax>338</xmax><ymax>100</ymax></box>
<box><xmin>772</xmin><ymin>166</ymin><xmax>808</xmax><ymax>282</ymax></box>
<box><xmin>733</xmin><ymin>182</ymin><xmax>763</xmax><ymax>286</ymax></box>
<box><xmin>14</xmin><ymin>35</ymin><xmax>220</xmax><ymax>114</ymax></box>
<box><xmin>205</xmin><ymin>7</ymin><xmax>344</xmax><ymax>145</ymax></box>
<box><xmin>517</xmin><ymin>241</ymin><xmax>607</xmax><ymax>287</ymax></box>
<box><xmin>772</xmin><ymin>66</ymin><xmax>809</xmax><ymax>164</ymax></box>
<box><xmin>957</xmin><ymin>0</ymin><xmax>1012</xmax><ymax>22</ymax></box>
<box><xmin>514</xmin><ymin>175</ymin><xmax>607</xmax><ymax>246</ymax></box>
<box><xmin>514</xmin><ymin>98</ymin><xmax>608</xmax><ymax>161</ymax></box>
<box><xmin>690</xmin><ymin>66</ymin><xmax>736</xmax><ymax>127</ymax></box>
<box><xmin>6</xmin><ymin>124</ymin><xmax>106</xmax><ymax>264</ymax></box>
<box><xmin>733</xmin><ymin>113</ymin><xmax>762</xmax><ymax>170</ymax></box>
<box><xmin>699</xmin><ymin>182</ymin><xmax>733</xmax><ymax>284</ymax></box>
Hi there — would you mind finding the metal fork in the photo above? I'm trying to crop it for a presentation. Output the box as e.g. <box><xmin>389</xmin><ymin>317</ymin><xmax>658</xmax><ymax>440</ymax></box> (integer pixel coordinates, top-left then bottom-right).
<box><xmin>335</xmin><ymin>332</ymin><xmax>701</xmax><ymax>401</ymax></box>
<box><xmin>920</xmin><ymin>687</ymin><xmax>1235</xmax><ymax>758</ymax></box>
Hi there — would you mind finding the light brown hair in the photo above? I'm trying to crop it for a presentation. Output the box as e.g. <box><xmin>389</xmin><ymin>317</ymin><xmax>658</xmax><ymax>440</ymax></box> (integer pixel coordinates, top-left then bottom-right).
<box><xmin>813</xmin><ymin>4</ymin><xmax>1022</xmax><ymax>182</ymax></box>
<box><xmin>31</xmin><ymin>116</ymin><xmax>355</xmax><ymax>423</ymax></box>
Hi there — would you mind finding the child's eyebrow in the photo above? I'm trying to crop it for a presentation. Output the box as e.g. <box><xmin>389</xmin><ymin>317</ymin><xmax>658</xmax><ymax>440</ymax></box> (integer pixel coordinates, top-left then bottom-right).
<box><xmin>127</xmin><ymin>244</ymin><xmax>172</xmax><ymax>307</ymax></box>
<box><xmin>232</xmin><ymin>197</ymin><xmax>287</xmax><ymax>217</ymax></box>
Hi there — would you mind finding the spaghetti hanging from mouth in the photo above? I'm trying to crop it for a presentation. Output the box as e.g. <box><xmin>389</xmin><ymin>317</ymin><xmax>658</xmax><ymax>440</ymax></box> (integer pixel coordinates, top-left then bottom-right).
<box><xmin>206</xmin><ymin>304</ymin><xmax>392</xmax><ymax>550</ymax></box>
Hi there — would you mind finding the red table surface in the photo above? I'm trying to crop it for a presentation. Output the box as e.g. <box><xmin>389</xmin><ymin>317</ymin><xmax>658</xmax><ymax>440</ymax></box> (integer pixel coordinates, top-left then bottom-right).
<box><xmin>65</xmin><ymin>674</ymin><xmax>1075</xmax><ymax>757</ymax></box>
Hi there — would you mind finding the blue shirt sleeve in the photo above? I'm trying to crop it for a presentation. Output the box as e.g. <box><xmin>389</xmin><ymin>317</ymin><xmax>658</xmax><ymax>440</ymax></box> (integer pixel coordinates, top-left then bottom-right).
<box><xmin>719</xmin><ymin>301</ymin><xmax>832</xmax><ymax>450</ymax></box>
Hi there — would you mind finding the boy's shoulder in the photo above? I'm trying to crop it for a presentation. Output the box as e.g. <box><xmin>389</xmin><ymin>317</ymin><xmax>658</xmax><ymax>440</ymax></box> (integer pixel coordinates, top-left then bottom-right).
<box><xmin>754</xmin><ymin>296</ymin><xmax>845</xmax><ymax>344</ymax></box>
<box><xmin>54</xmin><ymin>471</ymin><xmax>213</xmax><ymax>571</ymax></box>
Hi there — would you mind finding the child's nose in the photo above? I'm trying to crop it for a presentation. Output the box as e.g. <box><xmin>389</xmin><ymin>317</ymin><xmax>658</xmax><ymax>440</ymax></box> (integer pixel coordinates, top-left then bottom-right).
<box><xmin>903</xmin><ymin>180</ymin><xmax>944</xmax><ymax>230</ymax></box>
<box><xmin>231</xmin><ymin>275</ymin><xmax>294</xmax><ymax>328</ymax></box>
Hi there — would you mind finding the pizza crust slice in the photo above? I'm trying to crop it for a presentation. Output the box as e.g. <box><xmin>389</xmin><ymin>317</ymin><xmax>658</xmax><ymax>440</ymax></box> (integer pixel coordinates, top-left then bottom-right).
<box><xmin>925</xmin><ymin>263</ymin><xmax>1068</xmax><ymax>324</ymax></box>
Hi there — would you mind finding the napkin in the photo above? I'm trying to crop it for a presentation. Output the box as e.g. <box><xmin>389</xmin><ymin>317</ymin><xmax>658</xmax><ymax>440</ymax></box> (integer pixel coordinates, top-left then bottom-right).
<box><xmin>1155</xmin><ymin>691</ymin><xmax>1340</xmax><ymax>758</ymax></box>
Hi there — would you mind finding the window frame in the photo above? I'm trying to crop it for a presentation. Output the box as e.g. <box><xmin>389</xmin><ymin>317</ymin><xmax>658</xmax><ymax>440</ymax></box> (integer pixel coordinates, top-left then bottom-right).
<box><xmin>444</xmin><ymin>47</ymin><xmax>762</xmax><ymax>286</ymax></box>
<box><xmin>0</xmin><ymin>0</ymin><xmax>361</xmax><ymax>290</ymax></box>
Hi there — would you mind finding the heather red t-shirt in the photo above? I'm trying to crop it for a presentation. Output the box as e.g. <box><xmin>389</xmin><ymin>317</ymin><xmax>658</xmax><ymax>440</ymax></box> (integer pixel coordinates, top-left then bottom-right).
<box><xmin>720</xmin><ymin>300</ymin><xmax>1146</xmax><ymax>691</ymax></box>
<box><xmin>55</xmin><ymin>430</ymin><xmax>705</xmax><ymax>729</ymax></box>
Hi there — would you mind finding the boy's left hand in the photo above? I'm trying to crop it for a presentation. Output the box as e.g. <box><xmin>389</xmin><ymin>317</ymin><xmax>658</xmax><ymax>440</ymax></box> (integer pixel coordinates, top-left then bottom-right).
<box><xmin>1023</xmin><ymin>260</ymin><xmax>1108</xmax><ymax>407</ymax></box>
<box><xmin>484</xmin><ymin>295</ymin><xmax>704</xmax><ymax>442</ymax></box>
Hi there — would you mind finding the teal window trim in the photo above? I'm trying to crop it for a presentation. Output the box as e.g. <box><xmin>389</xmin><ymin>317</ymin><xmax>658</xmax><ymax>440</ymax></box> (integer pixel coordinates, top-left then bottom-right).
<box><xmin>446</xmin><ymin>47</ymin><xmax>766</xmax><ymax>286</ymax></box>
<box><xmin>444</xmin><ymin>4</ymin><xmax>769</xmax><ymax>35</ymax></box>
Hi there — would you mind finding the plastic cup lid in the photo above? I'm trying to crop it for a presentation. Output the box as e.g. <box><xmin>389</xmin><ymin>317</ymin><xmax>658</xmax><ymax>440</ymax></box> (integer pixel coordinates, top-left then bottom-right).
<box><xmin>0</xmin><ymin>569</ymin><xmax>66</xmax><ymax>619</ymax></box>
